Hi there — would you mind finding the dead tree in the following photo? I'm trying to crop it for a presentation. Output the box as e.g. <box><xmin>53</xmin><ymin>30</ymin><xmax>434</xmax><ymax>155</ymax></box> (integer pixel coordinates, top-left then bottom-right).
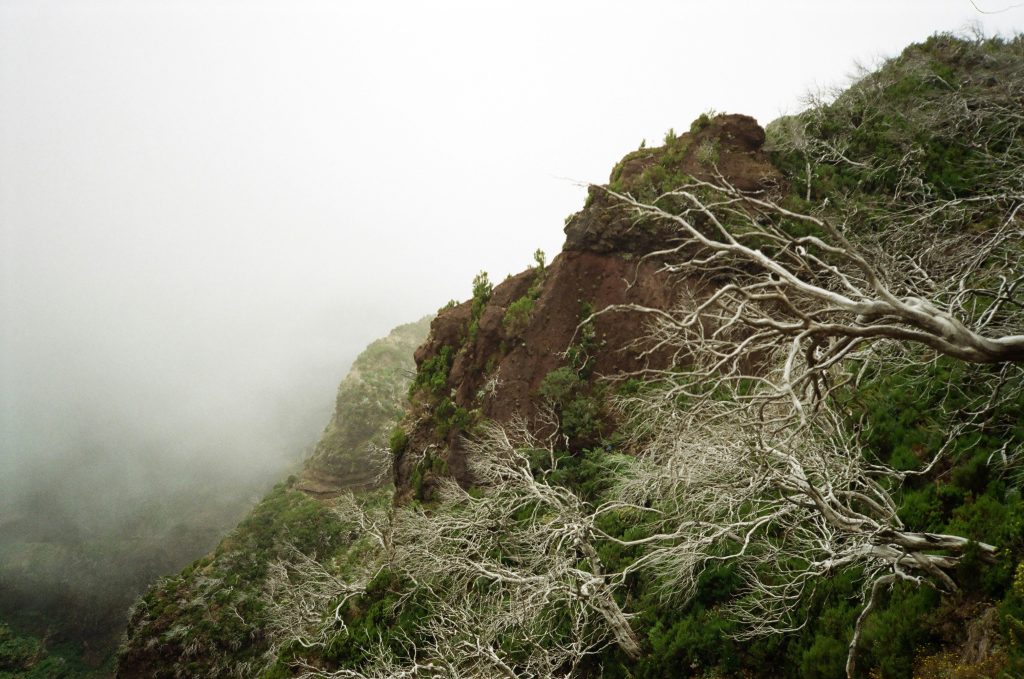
<box><xmin>261</xmin><ymin>417</ymin><xmax>638</xmax><ymax>678</ymax></box>
<box><xmin>588</xmin><ymin>171</ymin><xmax>1020</xmax><ymax>676</ymax></box>
<box><xmin>600</xmin><ymin>179</ymin><xmax>1022</xmax><ymax>409</ymax></box>
<box><xmin>596</xmin><ymin>35</ymin><xmax>1024</xmax><ymax>421</ymax></box>
<box><xmin>392</xmin><ymin>416</ymin><xmax>641</xmax><ymax>671</ymax></box>
<box><xmin>603</xmin><ymin>394</ymin><xmax>995</xmax><ymax>678</ymax></box>
<box><xmin>588</xmin><ymin>138</ymin><xmax>1020</xmax><ymax>675</ymax></box>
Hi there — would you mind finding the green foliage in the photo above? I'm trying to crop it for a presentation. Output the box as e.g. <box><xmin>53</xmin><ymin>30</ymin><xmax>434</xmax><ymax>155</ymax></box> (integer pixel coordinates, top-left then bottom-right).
<box><xmin>408</xmin><ymin>447</ymin><xmax>453</xmax><ymax>500</ymax></box>
<box><xmin>323</xmin><ymin>571</ymin><xmax>426</xmax><ymax>665</ymax></box>
<box><xmin>689</xmin><ymin>110</ymin><xmax>718</xmax><ymax>134</ymax></box>
<box><xmin>527</xmin><ymin>445</ymin><xmax>621</xmax><ymax>504</ymax></box>
<box><xmin>432</xmin><ymin>396</ymin><xmax>474</xmax><ymax>439</ymax></box>
<box><xmin>310</xmin><ymin>316</ymin><xmax>430</xmax><ymax>479</ymax></box>
<box><xmin>605</xmin><ymin>118</ymin><xmax>700</xmax><ymax>204</ymax></box>
<box><xmin>503</xmin><ymin>250</ymin><xmax>548</xmax><ymax>337</ymax></box>
<box><xmin>0</xmin><ymin>624</ymin><xmax>35</xmax><ymax>671</ymax></box>
<box><xmin>1001</xmin><ymin>562</ymin><xmax>1024</xmax><ymax>676</ymax></box>
<box><xmin>769</xmin><ymin>33</ymin><xmax>1024</xmax><ymax>206</ymax></box>
<box><xmin>694</xmin><ymin>139</ymin><xmax>719</xmax><ymax>165</ymax></box>
<box><xmin>118</xmin><ymin>483</ymin><xmax>353</xmax><ymax>676</ymax></box>
<box><xmin>536</xmin><ymin>301</ymin><xmax>608</xmax><ymax>447</ymax></box>
<box><xmin>539</xmin><ymin>367</ymin><xmax>605</xmax><ymax>447</ymax></box>
<box><xmin>566</xmin><ymin>301</ymin><xmax>597</xmax><ymax>375</ymax></box>
<box><xmin>0</xmin><ymin>627</ymin><xmax>76</xmax><ymax>679</ymax></box>
<box><xmin>388</xmin><ymin>426</ymin><xmax>409</xmax><ymax>456</ymax></box>
<box><xmin>799</xmin><ymin>635</ymin><xmax>847</xmax><ymax>679</ymax></box>
<box><xmin>0</xmin><ymin>623</ymin><xmax>59</xmax><ymax>678</ymax></box>
<box><xmin>503</xmin><ymin>295</ymin><xmax>535</xmax><ymax>336</ymax></box>
<box><xmin>467</xmin><ymin>270</ymin><xmax>493</xmax><ymax>342</ymax></box>
<box><xmin>410</xmin><ymin>344</ymin><xmax>454</xmax><ymax>398</ymax></box>
<box><xmin>860</xmin><ymin>586</ymin><xmax>941</xmax><ymax>677</ymax></box>
<box><xmin>587</xmin><ymin>342</ymin><xmax>1024</xmax><ymax>678</ymax></box>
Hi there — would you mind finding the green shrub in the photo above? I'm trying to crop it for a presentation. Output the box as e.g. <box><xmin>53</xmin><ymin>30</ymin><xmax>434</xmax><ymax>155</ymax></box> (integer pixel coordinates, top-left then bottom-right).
<box><xmin>533</xmin><ymin>248</ymin><xmax>546</xmax><ymax>271</ymax></box>
<box><xmin>695</xmin><ymin>139</ymin><xmax>719</xmax><ymax>165</ymax></box>
<box><xmin>410</xmin><ymin>344</ymin><xmax>454</xmax><ymax>398</ymax></box>
<box><xmin>690</xmin><ymin>111</ymin><xmax>714</xmax><ymax>133</ymax></box>
<box><xmin>503</xmin><ymin>296</ymin><xmax>535</xmax><ymax>336</ymax></box>
<box><xmin>501</xmin><ymin>250</ymin><xmax>548</xmax><ymax>337</ymax></box>
<box><xmin>388</xmin><ymin>427</ymin><xmax>409</xmax><ymax>455</ymax></box>
<box><xmin>467</xmin><ymin>271</ymin><xmax>493</xmax><ymax>342</ymax></box>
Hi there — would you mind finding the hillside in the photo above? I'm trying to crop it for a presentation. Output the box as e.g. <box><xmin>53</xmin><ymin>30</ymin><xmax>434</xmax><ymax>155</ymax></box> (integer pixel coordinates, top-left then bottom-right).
<box><xmin>118</xmin><ymin>33</ymin><xmax>1023</xmax><ymax>679</ymax></box>
<box><xmin>0</xmin><ymin>463</ymin><xmax>273</xmax><ymax>677</ymax></box>
<box><xmin>114</xmin><ymin>318</ymin><xmax>430</xmax><ymax>678</ymax></box>
<box><xmin>393</xmin><ymin>111</ymin><xmax>779</xmax><ymax>502</ymax></box>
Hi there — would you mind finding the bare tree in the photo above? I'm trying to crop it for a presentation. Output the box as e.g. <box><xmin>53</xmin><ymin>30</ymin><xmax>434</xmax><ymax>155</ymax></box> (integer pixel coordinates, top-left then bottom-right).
<box><xmin>769</xmin><ymin>33</ymin><xmax>1023</xmax><ymax>207</ymax></box>
<box><xmin>260</xmin><ymin>491</ymin><xmax>408</xmax><ymax>676</ymax></box>
<box><xmin>583</xmin><ymin>166</ymin><xmax>1021</xmax><ymax>676</ymax></box>
<box><xmin>602</xmin><ymin>391</ymin><xmax>996</xmax><ymax>678</ymax></box>
<box><xmin>263</xmin><ymin>543</ymin><xmax>368</xmax><ymax>657</ymax></box>
<box><xmin>598</xmin><ymin>179</ymin><xmax>1022</xmax><ymax>416</ymax></box>
<box><xmin>592</xmin><ymin>35</ymin><xmax>1023</xmax><ymax>428</ymax></box>
<box><xmin>289</xmin><ymin>647</ymin><xmax>456</xmax><ymax>679</ymax></box>
<box><xmin>260</xmin><ymin>416</ymin><xmax>639</xmax><ymax>678</ymax></box>
<box><xmin>392</xmin><ymin>416</ymin><xmax>641</xmax><ymax>668</ymax></box>
<box><xmin>583</xmin><ymin>111</ymin><xmax>1021</xmax><ymax>672</ymax></box>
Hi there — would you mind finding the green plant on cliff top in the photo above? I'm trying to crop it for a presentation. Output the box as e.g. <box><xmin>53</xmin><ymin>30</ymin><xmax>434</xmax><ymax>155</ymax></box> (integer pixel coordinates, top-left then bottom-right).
<box><xmin>503</xmin><ymin>249</ymin><xmax>548</xmax><ymax>337</ymax></box>
<box><xmin>466</xmin><ymin>270</ymin><xmax>493</xmax><ymax>343</ymax></box>
<box><xmin>119</xmin><ymin>34</ymin><xmax>1024</xmax><ymax>679</ymax></box>
<box><xmin>410</xmin><ymin>343</ymin><xmax>454</xmax><ymax>398</ymax></box>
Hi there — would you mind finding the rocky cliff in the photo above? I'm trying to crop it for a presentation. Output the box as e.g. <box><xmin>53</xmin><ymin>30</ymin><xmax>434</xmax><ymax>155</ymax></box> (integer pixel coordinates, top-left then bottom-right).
<box><xmin>115</xmin><ymin>318</ymin><xmax>429</xmax><ymax>678</ymax></box>
<box><xmin>394</xmin><ymin>113</ymin><xmax>780</xmax><ymax>500</ymax></box>
<box><xmin>115</xmin><ymin>36</ymin><xmax>1024</xmax><ymax>677</ymax></box>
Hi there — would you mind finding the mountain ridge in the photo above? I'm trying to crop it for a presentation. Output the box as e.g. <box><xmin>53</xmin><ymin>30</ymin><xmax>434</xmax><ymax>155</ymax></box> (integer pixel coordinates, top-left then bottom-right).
<box><xmin>113</xmin><ymin>33</ymin><xmax>1024</xmax><ymax>679</ymax></box>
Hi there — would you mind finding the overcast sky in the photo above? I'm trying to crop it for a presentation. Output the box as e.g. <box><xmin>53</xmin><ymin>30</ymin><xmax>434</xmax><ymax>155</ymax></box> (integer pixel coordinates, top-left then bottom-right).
<box><xmin>2</xmin><ymin>1</ymin><xmax>1022</xmax><ymax>500</ymax></box>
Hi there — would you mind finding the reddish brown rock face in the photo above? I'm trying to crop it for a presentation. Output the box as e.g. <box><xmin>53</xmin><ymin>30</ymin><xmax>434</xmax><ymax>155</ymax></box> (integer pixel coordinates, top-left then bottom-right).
<box><xmin>395</xmin><ymin>115</ymin><xmax>778</xmax><ymax>500</ymax></box>
<box><xmin>395</xmin><ymin>249</ymin><xmax>686</xmax><ymax>499</ymax></box>
<box><xmin>563</xmin><ymin>114</ymin><xmax>781</xmax><ymax>255</ymax></box>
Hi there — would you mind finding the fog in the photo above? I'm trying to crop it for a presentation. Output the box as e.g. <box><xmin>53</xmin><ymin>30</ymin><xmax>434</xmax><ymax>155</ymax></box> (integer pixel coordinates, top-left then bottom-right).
<box><xmin>1</xmin><ymin>0</ymin><xmax>1021</xmax><ymax>649</ymax></box>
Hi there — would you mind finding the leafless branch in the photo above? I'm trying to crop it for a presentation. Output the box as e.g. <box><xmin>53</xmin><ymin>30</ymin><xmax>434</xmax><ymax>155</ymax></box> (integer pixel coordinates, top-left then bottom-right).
<box><xmin>603</xmin><ymin>394</ymin><xmax>995</xmax><ymax>678</ymax></box>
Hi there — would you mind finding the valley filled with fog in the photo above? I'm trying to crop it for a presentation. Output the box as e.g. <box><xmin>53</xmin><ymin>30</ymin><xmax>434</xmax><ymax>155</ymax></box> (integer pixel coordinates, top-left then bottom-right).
<box><xmin>0</xmin><ymin>276</ymin><xmax>389</xmax><ymax>650</ymax></box>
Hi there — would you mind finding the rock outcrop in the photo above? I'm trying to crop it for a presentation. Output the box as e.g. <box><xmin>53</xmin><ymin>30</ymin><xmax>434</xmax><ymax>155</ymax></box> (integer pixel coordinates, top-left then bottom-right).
<box><xmin>394</xmin><ymin>114</ymin><xmax>779</xmax><ymax>499</ymax></box>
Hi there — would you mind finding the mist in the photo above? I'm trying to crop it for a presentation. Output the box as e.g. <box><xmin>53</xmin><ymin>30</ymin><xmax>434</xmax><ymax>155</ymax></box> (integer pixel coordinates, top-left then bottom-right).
<box><xmin>2</xmin><ymin>0</ymin><xmax>1021</xmax><ymax>655</ymax></box>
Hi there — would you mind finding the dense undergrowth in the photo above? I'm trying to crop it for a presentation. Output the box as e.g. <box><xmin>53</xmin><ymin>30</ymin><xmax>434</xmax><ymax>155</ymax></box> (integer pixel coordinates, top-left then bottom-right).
<box><xmin>115</xmin><ymin>33</ymin><xmax>1024</xmax><ymax>679</ymax></box>
<box><xmin>302</xmin><ymin>317</ymin><xmax>432</xmax><ymax>487</ymax></box>
<box><xmin>245</xmin><ymin>360</ymin><xmax>1024</xmax><ymax>677</ymax></box>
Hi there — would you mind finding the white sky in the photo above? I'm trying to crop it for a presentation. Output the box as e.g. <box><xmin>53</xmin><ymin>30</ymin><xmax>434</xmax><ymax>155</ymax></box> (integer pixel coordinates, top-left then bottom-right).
<box><xmin>1</xmin><ymin>1</ymin><xmax>1022</xmax><ymax>494</ymax></box>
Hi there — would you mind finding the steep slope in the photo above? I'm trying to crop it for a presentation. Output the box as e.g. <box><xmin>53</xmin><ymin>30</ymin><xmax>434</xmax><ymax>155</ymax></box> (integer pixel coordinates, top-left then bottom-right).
<box><xmin>0</xmin><ymin>470</ymin><xmax>263</xmax><ymax>676</ymax></box>
<box><xmin>395</xmin><ymin>113</ymin><xmax>779</xmax><ymax>500</ymax></box>
<box><xmin>297</xmin><ymin>318</ymin><xmax>431</xmax><ymax>497</ymax></box>
<box><xmin>115</xmin><ymin>318</ymin><xmax>429</xmax><ymax>678</ymax></box>
<box><xmin>117</xmin><ymin>34</ymin><xmax>1024</xmax><ymax>679</ymax></box>
<box><xmin>277</xmin><ymin>35</ymin><xmax>1021</xmax><ymax>679</ymax></box>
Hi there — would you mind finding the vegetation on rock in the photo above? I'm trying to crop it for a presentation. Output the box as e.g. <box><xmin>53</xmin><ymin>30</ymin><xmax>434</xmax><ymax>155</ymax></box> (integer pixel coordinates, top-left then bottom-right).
<box><xmin>118</xmin><ymin>33</ymin><xmax>1024</xmax><ymax>679</ymax></box>
<box><xmin>115</xmin><ymin>319</ymin><xmax>430</xmax><ymax>678</ymax></box>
